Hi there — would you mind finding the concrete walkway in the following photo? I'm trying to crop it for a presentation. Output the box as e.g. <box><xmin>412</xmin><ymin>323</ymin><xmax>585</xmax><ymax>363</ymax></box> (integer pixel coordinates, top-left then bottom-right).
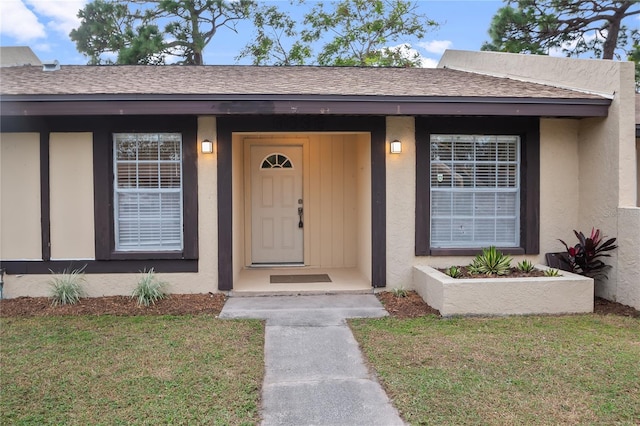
<box><xmin>219</xmin><ymin>294</ymin><xmax>406</xmax><ymax>426</ymax></box>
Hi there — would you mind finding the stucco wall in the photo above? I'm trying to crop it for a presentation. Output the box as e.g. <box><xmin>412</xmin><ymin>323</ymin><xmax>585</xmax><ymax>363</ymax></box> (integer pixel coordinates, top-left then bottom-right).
<box><xmin>386</xmin><ymin>116</ymin><xmax>416</xmax><ymax>287</ymax></box>
<box><xmin>539</xmin><ymin>119</ymin><xmax>580</xmax><ymax>254</ymax></box>
<box><xmin>2</xmin><ymin>118</ymin><xmax>220</xmax><ymax>298</ymax></box>
<box><xmin>49</xmin><ymin>133</ymin><xmax>95</xmax><ymax>259</ymax></box>
<box><xmin>0</xmin><ymin>133</ymin><xmax>41</xmax><ymax>260</ymax></box>
<box><xmin>616</xmin><ymin>207</ymin><xmax>640</xmax><ymax>309</ymax></box>
<box><xmin>196</xmin><ymin>116</ymin><xmax>218</xmax><ymax>290</ymax></box>
<box><xmin>439</xmin><ymin>49</ymin><xmax>638</xmax><ymax>308</ymax></box>
<box><xmin>385</xmin><ymin>116</ymin><xmax>585</xmax><ymax>290</ymax></box>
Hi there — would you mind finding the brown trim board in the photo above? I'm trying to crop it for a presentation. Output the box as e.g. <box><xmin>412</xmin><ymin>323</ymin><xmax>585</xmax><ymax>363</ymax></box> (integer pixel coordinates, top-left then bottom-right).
<box><xmin>216</xmin><ymin>116</ymin><xmax>387</xmax><ymax>290</ymax></box>
<box><xmin>0</xmin><ymin>260</ymin><xmax>197</xmax><ymax>275</ymax></box>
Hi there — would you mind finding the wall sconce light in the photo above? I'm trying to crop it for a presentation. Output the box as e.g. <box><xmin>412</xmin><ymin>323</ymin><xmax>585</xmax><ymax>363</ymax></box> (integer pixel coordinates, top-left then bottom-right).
<box><xmin>201</xmin><ymin>139</ymin><xmax>213</xmax><ymax>154</ymax></box>
<box><xmin>390</xmin><ymin>140</ymin><xmax>402</xmax><ymax>154</ymax></box>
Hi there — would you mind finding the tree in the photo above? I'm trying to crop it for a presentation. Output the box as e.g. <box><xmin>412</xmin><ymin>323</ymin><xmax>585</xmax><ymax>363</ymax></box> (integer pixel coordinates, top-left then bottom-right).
<box><xmin>482</xmin><ymin>0</ymin><xmax>640</xmax><ymax>61</ymax></box>
<box><xmin>70</xmin><ymin>0</ymin><xmax>255</xmax><ymax>65</ymax></box>
<box><xmin>239</xmin><ymin>0</ymin><xmax>437</xmax><ymax>66</ymax></box>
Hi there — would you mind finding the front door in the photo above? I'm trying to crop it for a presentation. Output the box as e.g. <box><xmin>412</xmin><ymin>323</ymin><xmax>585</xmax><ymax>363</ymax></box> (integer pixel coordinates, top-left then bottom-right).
<box><xmin>251</xmin><ymin>145</ymin><xmax>304</xmax><ymax>264</ymax></box>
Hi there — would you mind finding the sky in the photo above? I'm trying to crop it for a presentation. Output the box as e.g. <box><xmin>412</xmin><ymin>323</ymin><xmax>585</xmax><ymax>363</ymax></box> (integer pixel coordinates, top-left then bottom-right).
<box><xmin>0</xmin><ymin>0</ymin><xmax>512</xmax><ymax>66</ymax></box>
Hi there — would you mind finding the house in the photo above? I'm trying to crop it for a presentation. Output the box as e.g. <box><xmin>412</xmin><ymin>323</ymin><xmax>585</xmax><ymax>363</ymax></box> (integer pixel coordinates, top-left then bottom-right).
<box><xmin>1</xmin><ymin>48</ymin><xmax>638</xmax><ymax>310</ymax></box>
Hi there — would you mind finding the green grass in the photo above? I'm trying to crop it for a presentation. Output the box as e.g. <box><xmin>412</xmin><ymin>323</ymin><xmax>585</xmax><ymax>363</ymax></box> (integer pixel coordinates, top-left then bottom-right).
<box><xmin>0</xmin><ymin>315</ymin><xmax>264</xmax><ymax>425</ymax></box>
<box><xmin>351</xmin><ymin>314</ymin><xmax>640</xmax><ymax>425</ymax></box>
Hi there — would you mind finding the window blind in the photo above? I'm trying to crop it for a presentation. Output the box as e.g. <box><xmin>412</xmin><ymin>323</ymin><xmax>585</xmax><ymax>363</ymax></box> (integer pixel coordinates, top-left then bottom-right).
<box><xmin>114</xmin><ymin>133</ymin><xmax>183</xmax><ymax>251</ymax></box>
<box><xmin>430</xmin><ymin>135</ymin><xmax>520</xmax><ymax>248</ymax></box>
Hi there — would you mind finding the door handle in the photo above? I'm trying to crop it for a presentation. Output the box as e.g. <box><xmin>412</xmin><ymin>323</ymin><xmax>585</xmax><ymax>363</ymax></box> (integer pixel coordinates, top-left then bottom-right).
<box><xmin>298</xmin><ymin>207</ymin><xmax>303</xmax><ymax>228</ymax></box>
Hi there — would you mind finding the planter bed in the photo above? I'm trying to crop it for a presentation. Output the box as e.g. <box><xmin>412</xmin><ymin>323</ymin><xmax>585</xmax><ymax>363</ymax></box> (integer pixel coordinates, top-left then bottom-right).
<box><xmin>413</xmin><ymin>265</ymin><xmax>593</xmax><ymax>317</ymax></box>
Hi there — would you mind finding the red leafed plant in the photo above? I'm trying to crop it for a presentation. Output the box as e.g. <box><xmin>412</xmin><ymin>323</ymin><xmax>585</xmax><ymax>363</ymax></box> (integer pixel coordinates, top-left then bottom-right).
<box><xmin>559</xmin><ymin>228</ymin><xmax>618</xmax><ymax>279</ymax></box>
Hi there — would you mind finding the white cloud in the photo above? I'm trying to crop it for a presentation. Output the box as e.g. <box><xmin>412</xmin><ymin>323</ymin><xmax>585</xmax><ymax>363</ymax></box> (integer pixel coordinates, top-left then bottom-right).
<box><xmin>26</xmin><ymin>0</ymin><xmax>86</xmax><ymax>37</ymax></box>
<box><xmin>417</xmin><ymin>40</ymin><xmax>453</xmax><ymax>55</ymax></box>
<box><xmin>0</xmin><ymin>0</ymin><xmax>46</xmax><ymax>42</ymax></box>
<box><xmin>386</xmin><ymin>43</ymin><xmax>438</xmax><ymax>68</ymax></box>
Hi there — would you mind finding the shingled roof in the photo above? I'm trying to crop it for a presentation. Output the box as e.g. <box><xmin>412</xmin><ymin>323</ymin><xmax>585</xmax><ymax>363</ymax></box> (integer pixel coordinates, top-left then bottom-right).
<box><xmin>0</xmin><ymin>65</ymin><xmax>610</xmax><ymax>117</ymax></box>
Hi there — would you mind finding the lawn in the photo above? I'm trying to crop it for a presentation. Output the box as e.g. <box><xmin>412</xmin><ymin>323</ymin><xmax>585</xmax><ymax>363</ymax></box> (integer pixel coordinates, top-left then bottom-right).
<box><xmin>0</xmin><ymin>315</ymin><xmax>264</xmax><ymax>425</ymax></box>
<box><xmin>351</xmin><ymin>314</ymin><xmax>640</xmax><ymax>425</ymax></box>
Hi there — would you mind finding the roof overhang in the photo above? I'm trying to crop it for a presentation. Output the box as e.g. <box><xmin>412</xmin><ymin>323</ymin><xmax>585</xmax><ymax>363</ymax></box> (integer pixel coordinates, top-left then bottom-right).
<box><xmin>0</xmin><ymin>94</ymin><xmax>611</xmax><ymax>117</ymax></box>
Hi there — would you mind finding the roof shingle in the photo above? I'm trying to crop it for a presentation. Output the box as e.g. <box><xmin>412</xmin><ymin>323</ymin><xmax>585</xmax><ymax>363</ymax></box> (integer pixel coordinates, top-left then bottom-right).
<box><xmin>0</xmin><ymin>65</ymin><xmax>604</xmax><ymax>100</ymax></box>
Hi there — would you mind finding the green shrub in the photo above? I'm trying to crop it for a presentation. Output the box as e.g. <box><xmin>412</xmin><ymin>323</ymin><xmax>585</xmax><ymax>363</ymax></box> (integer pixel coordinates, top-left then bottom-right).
<box><xmin>49</xmin><ymin>266</ymin><xmax>86</xmax><ymax>306</ymax></box>
<box><xmin>132</xmin><ymin>269</ymin><xmax>168</xmax><ymax>307</ymax></box>
<box><xmin>517</xmin><ymin>260</ymin><xmax>535</xmax><ymax>273</ymax></box>
<box><xmin>468</xmin><ymin>246</ymin><xmax>512</xmax><ymax>276</ymax></box>
<box><xmin>544</xmin><ymin>268</ymin><xmax>561</xmax><ymax>277</ymax></box>
<box><xmin>445</xmin><ymin>266</ymin><xmax>462</xmax><ymax>278</ymax></box>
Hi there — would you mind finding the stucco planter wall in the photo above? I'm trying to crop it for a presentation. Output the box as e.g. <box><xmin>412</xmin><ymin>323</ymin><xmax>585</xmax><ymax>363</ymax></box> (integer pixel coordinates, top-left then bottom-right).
<box><xmin>413</xmin><ymin>265</ymin><xmax>593</xmax><ymax>317</ymax></box>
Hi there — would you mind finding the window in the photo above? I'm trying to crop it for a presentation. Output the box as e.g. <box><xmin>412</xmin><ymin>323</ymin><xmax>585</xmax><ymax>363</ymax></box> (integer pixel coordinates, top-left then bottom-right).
<box><xmin>261</xmin><ymin>153</ymin><xmax>293</xmax><ymax>169</ymax></box>
<box><xmin>415</xmin><ymin>117</ymin><xmax>539</xmax><ymax>256</ymax></box>
<box><xmin>430</xmin><ymin>135</ymin><xmax>520</xmax><ymax>248</ymax></box>
<box><xmin>113</xmin><ymin>133</ymin><xmax>183</xmax><ymax>251</ymax></box>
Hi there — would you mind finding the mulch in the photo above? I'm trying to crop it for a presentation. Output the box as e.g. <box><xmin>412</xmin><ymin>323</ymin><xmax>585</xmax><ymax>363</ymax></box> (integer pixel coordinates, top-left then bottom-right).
<box><xmin>0</xmin><ymin>291</ymin><xmax>637</xmax><ymax>319</ymax></box>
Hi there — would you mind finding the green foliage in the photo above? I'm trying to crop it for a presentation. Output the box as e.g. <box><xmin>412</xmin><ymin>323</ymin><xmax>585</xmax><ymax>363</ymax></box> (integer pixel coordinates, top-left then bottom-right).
<box><xmin>70</xmin><ymin>0</ymin><xmax>256</xmax><ymax>65</ymax></box>
<box><xmin>468</xmin><ymin>246</ymin><xmax>513</xmax><ymax>276</ymax></box>
<box><xmin>482</xmin><ymin>0</ymin><xmax>640</xmax><ymax>63</ymax></box>
<box><xmin>445</xmin><ymin>266</ymin><xmax>462</xmax><ymax>278</ymax></box>
<box><xmin>516</xmin><ymin>259</ymin><xmax>535</xmax><ymax>273</ymax></box>
<box><xmin>559</xmin><ymin>228</ymin><xmax>618</xmax><ymax>279</ymax></box>
<box><xmin>391</xmin><ymin>287</ymin><xmax>409</xmax><ymax>298</ymax></box>
<box><xmin>48</xmin><ymin>266</ymin><xmax>87</xmax><ymax>306</ymax></box>
<box><xmin>544</xmin><ymin>268</ymin><xmax>561</xmax><ymax>277</ymax></box>
<box><xmin>351</xmin><ymin>315</ymin><xmax>640</xmax><ymax>424</ymax></box>
<box><xmin>239</xmin><ymin>0</ymin><xmax>437</xmax><ymax>66</ymax></box>
<box><xmin>132</xmin><ymin>269</ymin><xmax>168</xmax><ymax>306</ymax></box>
<box><xmin>1</xmin><ymin>316</ymin><xmax>264</xmax><ymax>424</ymax></box>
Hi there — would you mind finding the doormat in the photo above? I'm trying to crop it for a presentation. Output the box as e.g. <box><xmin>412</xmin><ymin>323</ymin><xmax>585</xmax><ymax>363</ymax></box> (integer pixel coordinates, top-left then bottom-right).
<box><xmin>270</xmin><ymin>274</ymin><xmax>332</xmax><ymax>284</ymax></box>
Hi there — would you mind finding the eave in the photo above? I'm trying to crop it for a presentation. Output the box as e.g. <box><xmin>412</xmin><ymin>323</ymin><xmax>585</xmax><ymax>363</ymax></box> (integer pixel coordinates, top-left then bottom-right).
<box><xmin>0</xmin><ymin>94</ymin><xmax>611</xmax><ymax>117</ymax></box>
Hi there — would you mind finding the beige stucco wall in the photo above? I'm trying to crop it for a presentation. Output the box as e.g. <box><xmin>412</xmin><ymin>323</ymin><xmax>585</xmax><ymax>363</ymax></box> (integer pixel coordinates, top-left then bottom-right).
<box><xmin>439</xmin><ymin>50</ymin><xmax>638</xmax><ymax>309</ymax></box>
<box><xmin>49</xmin><ymin>133</ymin><xmax>95</xmax><ymax>259</ymax></box>
<box><xmin>386</xmin><ymin>116</ymin><xmax>417</xmax><ymax>287</ymax></box>
<box><xmin>3</xmin><ymin>118</ymin><xmax>220</xmax><ymax>298</ymax></box>
<box><xmin>196</xmin><ymin>116</ymin><xmax>218</xmax><ymax>290</ymax></box>
<box><xmin>539</xmin><ymin>119</ymin><xmax>580</xmax><ymax>254</ymax></box>
<box><xmin>0</xmin><ymin>133</ymin><xmax>41</xmax><ymax>260</ymax></box>
<box><xmin>386</xmin><ymin>116</ymin><xmax>584</xmax><ymax>290</ymax></box>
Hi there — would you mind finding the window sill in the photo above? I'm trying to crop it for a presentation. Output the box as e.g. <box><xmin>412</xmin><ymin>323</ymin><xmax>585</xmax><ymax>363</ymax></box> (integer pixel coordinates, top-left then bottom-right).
<box><xmin>109</xmin><ymin>251</ymin><xmax>187</xmax><ymax>261</ymax></box>
<box><xmin>427</xmin><ymin>247</ymin><xmax>526</xmax><ymax>257</ymax></box>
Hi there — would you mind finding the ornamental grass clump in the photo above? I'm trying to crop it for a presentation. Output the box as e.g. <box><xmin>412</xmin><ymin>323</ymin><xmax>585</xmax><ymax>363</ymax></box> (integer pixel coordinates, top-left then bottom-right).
<box><xmin>132</xmin><ymin>269</ymin><xmax>168</xmax><ymax>307</ymax></box>
<box><xmin>468</xmin><ymin>246</ymin><xmax>512</xmax><ymax>276</ymax></box>
<box><xmin>48</xmin><ymin>266</ymin><xmax>87</xmax><ymax>306</ymax></box>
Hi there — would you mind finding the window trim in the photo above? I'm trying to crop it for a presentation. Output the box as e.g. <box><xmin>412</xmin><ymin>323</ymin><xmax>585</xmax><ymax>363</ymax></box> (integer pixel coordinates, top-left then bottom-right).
<box><xmin>94</xmin><ymin>116</ymin><xmax>198</xmax><ymax>261</ymax></box>
<box><xmin>415</xmin><ymin>117</ymin><xmax>539</xmax><ymax>256</ymax></box>
<box><xmin>113</xmin><ymin>132</ymin><xmax>184</xmax><ymax>252</ymax></box>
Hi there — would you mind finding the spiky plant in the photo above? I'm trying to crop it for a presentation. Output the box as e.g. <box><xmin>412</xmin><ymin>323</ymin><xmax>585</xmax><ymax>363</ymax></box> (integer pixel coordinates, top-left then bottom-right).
<box><xmin>544</xmin><ymin>268</ymin><xmax>561</xmax><ymax>277</ymax></box>
<box><xmin>49</xmin><ymin>266</ymin><xmax>87</xmax><ymax>306</ymax></box>
<box><xmin>132</xmin><ymin>268</ymin><xmax>168</xmax><ymax>307</ymax></box>
<box><xmin>517</xmin><ymin>260</ymin><xmax>535</xmax><ymax>273</ymax></box>
<box><xmin>445</xmin><ymin>266</ymin><xmax>462</xmax><ymax>278</ymax></box>
<box><xmin>468</xmin><ymin>246</ymin><xmax>513</xmax><ymax>276</ymax></box>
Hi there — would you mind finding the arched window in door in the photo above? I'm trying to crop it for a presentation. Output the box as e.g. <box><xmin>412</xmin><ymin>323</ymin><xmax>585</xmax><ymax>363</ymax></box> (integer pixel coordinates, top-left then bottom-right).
<box><xmin>260</xmin><ymin>153</ymin><xmax>293</xmax><ymax>169</ymax></box>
